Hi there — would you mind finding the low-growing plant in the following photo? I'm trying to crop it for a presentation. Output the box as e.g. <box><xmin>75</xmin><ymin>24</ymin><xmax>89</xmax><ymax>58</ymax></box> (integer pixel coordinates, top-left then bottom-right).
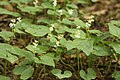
<box><xmin>0</xmin><ymin>0</ymin><xmax>120</xmax><ymax>80</ymax></box>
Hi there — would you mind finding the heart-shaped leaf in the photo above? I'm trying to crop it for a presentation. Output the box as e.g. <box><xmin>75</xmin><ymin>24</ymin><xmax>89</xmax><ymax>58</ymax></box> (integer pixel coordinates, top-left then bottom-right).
<box><xmin>80</xmin><ymin>68</ymin><xmax>96</xmax><ymax>80</ymax></box>
<box><xmin>51</xmin><ymin>69</ymin><xmax>72</xmax><ymax>79</ymax></box>
<box><xmin>93</xmin><ymin>45</ymin><xmax>111</xmax><ymax>56</ymax></box>
<box><xmin>13</xmin><ymin>65</ymin><xmax>34</xmax><ymax>80</ymax></box>
<box><xmin>34</xmin><ymin>53</ymin><xmax>56</xmax><ymax>67</ymax></box>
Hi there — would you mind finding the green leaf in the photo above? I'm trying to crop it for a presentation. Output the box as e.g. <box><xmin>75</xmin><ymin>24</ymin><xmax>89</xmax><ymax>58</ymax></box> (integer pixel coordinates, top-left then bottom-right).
<box><xmin>108</xmin><ymin>23</ymin><xmax>120</xmax><ymax>39</ymax></box>
<box><xmin>88</xmin><ymin>30</ymin><xmax>102</xmax><ymax>34</ymax></box>
<box><xmin>41</xmin><ymin>2</ymin><xmax>54</xmax><ymax>9</ymax></box>
<box><xmin>74</xmin><ymin>39</ymin><xmax>94</xmax><ymax>56</ymax></box>
<box><xmin>13</xmin><ymin>65</ymin><xmax>34</xmax><ymax>80</ymax></box>
<box><xmin>25</xmin><ymin>25</ymin><xmax>50</xmax><ymax>37</ymax></box>
<box><xmin>34</xmin><ymin>53</ymin><xmax>55</xmax><ymax>67</ymax></box>
<box><xmin>10</xmin><ymin>0</ymin><xmax>33</xmax><ymax>4</ymax></box>
<box><xmin>65</xmin><ymin>40</ymin><xmax>75</xmax><ymax>50</ymax></box>
<box><xmin>77</xmin><ymin>0</ymin><xmax>90</xmax><ymax>4</ymax></box>
<box><xmin>73</xmin><ymin>18</ymin><xmax>86</xmax><ymax>28</ymax></box>
<box><xmin>64</xmin><ymin>27</ymin><xmax>77</xmax><ymax>33</ymax></box>
<box><xmin>51</xmin><ymin>69</ymin><xmax>72</xmax><ymax>79</ymax></box>
<box><xmin>0</xmin><ymin>7</ymin><xmax>21</xmax><ymax>17</ymax></box>
<box><xmin>0</xmin><ymin>43</ymin><xmax>34</xmax><ymax>62</ymax></box>
<box><xmin>60</xmin><ymin>38</ymin><xmax>93</xmax><ymax>56</ymax></box>
<box><xmin>66</xmin><ymin>3</ymin><xmax>78</xmax><ymax>9</ymax></box>
<box><xmin>91</xmin><ymin>0</ymin><xmax>99</xmax><ymax>2</ymax></box>
<box><xmin>0</xmin><ymin>1</ymin><xmax>9</xmax><ymax>5</ymax></box>
<box><xmin>37</xmin><ymin>18</ymin><xmax>55</xmax><ymax>25</ymax></box>
<box><xmin>17</xmin><ymin>5</ymin><xmax>42</xmax><ymax>15</ymax></box>
<box><xmin>87</xmin><ymin>68</ymin><xmax>96</xmax><ymax>79</ymax></box>
<box><xmin>93</xmin><ymin>32</ymin><xmax>110</xmax><ymax>43</ymax></box>
<box><xmin>79</xmin><ymin>68</ymin><xmax>96</xmax><ymax>80</ymax></box>
<box><xmin>20</xmin><ymin>66</ymin><xmax>34</xmax><ymax>79</ymax></box>
<box><xmin>26</xmin><ymin>45</ymin><xmax>47</xmax><ymax>53</ymax></box>
<box><xmin>0</xmin><ymin>75</ymin><xmax>10</xmax><ymax>80</ymax></box>
<box><xmin>0</xmin><ymin>31</ymin><xmax>14</xmax><ymax>41</ymax></box>
<box><xmin>70</xmin><ymin>30</ymin><xmax>86</xmax><ymax>39</ymax></box>
<box><xmin>112</xmin><ymin>71</ymin><xmax>120</xmax><ymax>80</ymax></box>
<box><xmin>13</xmin><ymin>65</ymin><xmax>28</xmax><ymax>75</ymax></box>
<box><xmin>47</xmin><ymin>9</ymin><xmax>56</xmax><ymax>15</ymax></box>
<box><xmin>93</xmin><ymin>45</ymin><xmax>111</xmax><ymax>56</ymax></box>
<box><xmin>110</xmin><ymin>20</ymin><xmax>120</xmax><ymax>26</ymax></box>
<box><xmin>60</xmin><ymin>18</ymin><xmax>73</xmax><ymax>25</ymax></box>
<box><xmin>79</xmin><ymin>70</ymin><xmax>86</xmax><ymax>80</ymax></box>
<box><xmin>108</xmin><ymin>42</ymin><xmax>120</xmax><ymax>54</ymax></box>
<box><xmin>0</xmin><ymin>48</ymin><xmax>18</xmax><ymax>63</ymax></box>
<box><xmin>13</xmin><ymin>28</ymin><xmax>25</xmax><ymax>34</ymax></box>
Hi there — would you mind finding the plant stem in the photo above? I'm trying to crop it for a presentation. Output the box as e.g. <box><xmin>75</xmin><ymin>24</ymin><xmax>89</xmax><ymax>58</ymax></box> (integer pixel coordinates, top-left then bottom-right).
<box><xmin>60</xmin><ymin>59</ymin><xmax>76</xmax><ymax>72</ymax></box>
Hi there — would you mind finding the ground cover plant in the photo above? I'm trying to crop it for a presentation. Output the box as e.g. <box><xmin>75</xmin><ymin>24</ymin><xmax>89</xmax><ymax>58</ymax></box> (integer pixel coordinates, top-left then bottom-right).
<box><xmin>0</xmin><ymin>0</ymin><xmax>120</xmax><ymax>80</ymax></box>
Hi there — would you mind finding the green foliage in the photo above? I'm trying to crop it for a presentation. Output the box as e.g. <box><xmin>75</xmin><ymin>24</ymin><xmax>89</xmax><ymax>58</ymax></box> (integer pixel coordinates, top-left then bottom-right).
<box><xmin>10</xmin><ymin>0</ymin><xmax>33</xmax><ymax>4</ymax></box>
<box><xmin>17</xmin><ymin>5</ymin><xmax>43</xmax><ymax>15</ymax></box>
<box><xmin>0</xmin><ymin>0</ymin><xmax>119</xmax><ymax>79</ymax></box>
<box><xmin>0</xmin><ymin>8</ymin><xmax>21</xmax><ymax>17</ymax></box>
<box><xmin>13</xmin><ymin>65</ymin><xmax>34</xmax><ymax>80</ymax></box>
<box><xmin>0</xmin><ymin>31</ymin><xmax>14</xmax><ymax>41</ymax></box>
<box><xmin>112</xmin><ymin>71</ymin><xmax>120</xmax><ymax>80</ymax></box>
<box><xmin>0</xmin><ymin>75</ymin><xmax>10</xmax><ymax>80</ymax></box>
<box><xmin>108</xmin><ymin>23</ymin><xmax>120</xmax><ymax>39</ymax></box>
<box><xmin>34</xmin><ymin>53</ymin><xmax>60</xmax><ymax>67</ymax></box>
<box><xmin>79</xmin><ymin>68</ymin><xmax>96</xmax><ymax>80</ymax></box>
<box><xmin>0</xmin><ymin>43</ymin><xmax>34</xmax><ymax>63</ymax></box>
<box><xmin>0</xmin><ymin>1</ymin><xmax>9</xmax><ymax>5</ymax></box>
<box><xmin>92</xmin><ymin>45</ymin><xmax>111</xmax><ymax>56</ymax></box>
<box><xmin>51</xmin><ymin>69</ymin><xmax>72</xmax><ymax>79</ymax></box>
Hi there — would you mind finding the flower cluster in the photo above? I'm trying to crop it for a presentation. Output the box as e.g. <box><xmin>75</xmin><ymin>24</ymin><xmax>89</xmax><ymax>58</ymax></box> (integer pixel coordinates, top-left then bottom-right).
<box><xmin>85</xmin><ymin>15</ymin><xmax>94</xmax><ymax>28</ymax></box>
<box><xmin>33</xmin><ymin>0</ymin><xmax>38</xmax><ymax>7</ymax></box>
<box><xmin>33</xmin><ymin>40</ymin><xmax>38</xmax><ymax>48</ymax></box>
<box><xmin>75</xmin><ymin>30</ymin><xmax>81</xmax><ymax>38</ymax></box>
<box><xmin>47</xmin><ymin>33</ymin><xmax>52</xmax><ymax>40</ymax></box>
<box><xmin>68</xmin><ymin>9</ymin><xmax>74</xmax><ymax>15</ymax></box>
<box><xmin>9</xmin><ymin>17</ymin><xmax>21</xmax><ymax>28</ymax></box>
<box><xmin>57</xmin><ymin>9</ymin><xmax>63</xmax><ymax>15</ymax></box>
<box><xmin>57</xmin><ymin>34</ymin><xmax>63</xmax><ymax>40</ymax></box>
<box><xmin>53</xmin><ymin>0</ymin><xmax>57</xmax><ymax>7</ymax></box>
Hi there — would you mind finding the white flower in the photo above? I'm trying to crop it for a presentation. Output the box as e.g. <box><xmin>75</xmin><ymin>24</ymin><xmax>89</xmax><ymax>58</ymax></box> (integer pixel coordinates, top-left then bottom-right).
<box><xmin>33</xmin><ymin>40</ymin><xmax>38</xmax><ymax>48</ymax></box>
<box><xmin>56</xmin><ymin>41</ymin><xmax>60</xmax><ymax>46</ymax></box>
<box><xmin>34</xmin><ymin>40</ymin><xmax>38</xmax><ymax>43</ymax></box>
<box><xmin>9</xmin><ymin>23</ymin><xmax>15</xmax><ymax>28</ymax></box>
<box><xmin>68</xmin><ymin>9</ymin><xmax>73</xmax><ymax>15</ymax></box>
<box><xmin>53</xmin><ymin>0</ymin><xmax>57</xmax><ymax>7</ymax></box>
<box><xmin>57</xmin><ymin>34</ymin><xmax>63</xmax><ymax>39</ymax></box>
<box><xmin>51</xmin><ymin>24</ymin><xmax>55</xmax><ymax>27</ymax></box>
<box><xmin>88</xmin><ymin>19</ymin><xmax>94</xmax><ymax>23</ymax></box>
<box><xmin>17</xmin><ymin>17</ymin><xmax>21</xmax><ymax>22</ymax></box>
<box><xmin>85</xmin><ymin>22</ymin><xmax>91</xmax><ymax>28</ymax></box>
<box><xmin>75</xmin><ymin>30</ymin><xmax>80</xmax><ymax>38</ymax></box>
<box><xmin>33</xmin><ymin>0</ymin><xmax>38</xmax><ymax>7</ymax></box>
<box><xmin>35</xmin><ymin>0</ymin><xmax>38</xmax><ymax>3</ymax></box>
<box><xmin>57</xmin><ymin>9</ymin><xmax>63</xmax><ymax>15</ymax></box>
<box><xmin>76</xmin><ymin>25</ymin><xmax>81</xmax><ymax>29</ymax></box>
<box><xmin>11</xmin><ymin>19</ymin><xmax>16</xmax><ymax>23</ymax></box>
<box><xmin>47</xmin><ymin>33</ymin><xmax>52</xmax><ymax>39</ymax></box>
<box><xmin>49</xmin><ymin>27</ymin><xmax>54</xmax><ymax>31</ymax></box>
<box><xmin>33</xmin><ymin>43</ymin><xmax>38</xmax><ymax>48</ymax></box>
